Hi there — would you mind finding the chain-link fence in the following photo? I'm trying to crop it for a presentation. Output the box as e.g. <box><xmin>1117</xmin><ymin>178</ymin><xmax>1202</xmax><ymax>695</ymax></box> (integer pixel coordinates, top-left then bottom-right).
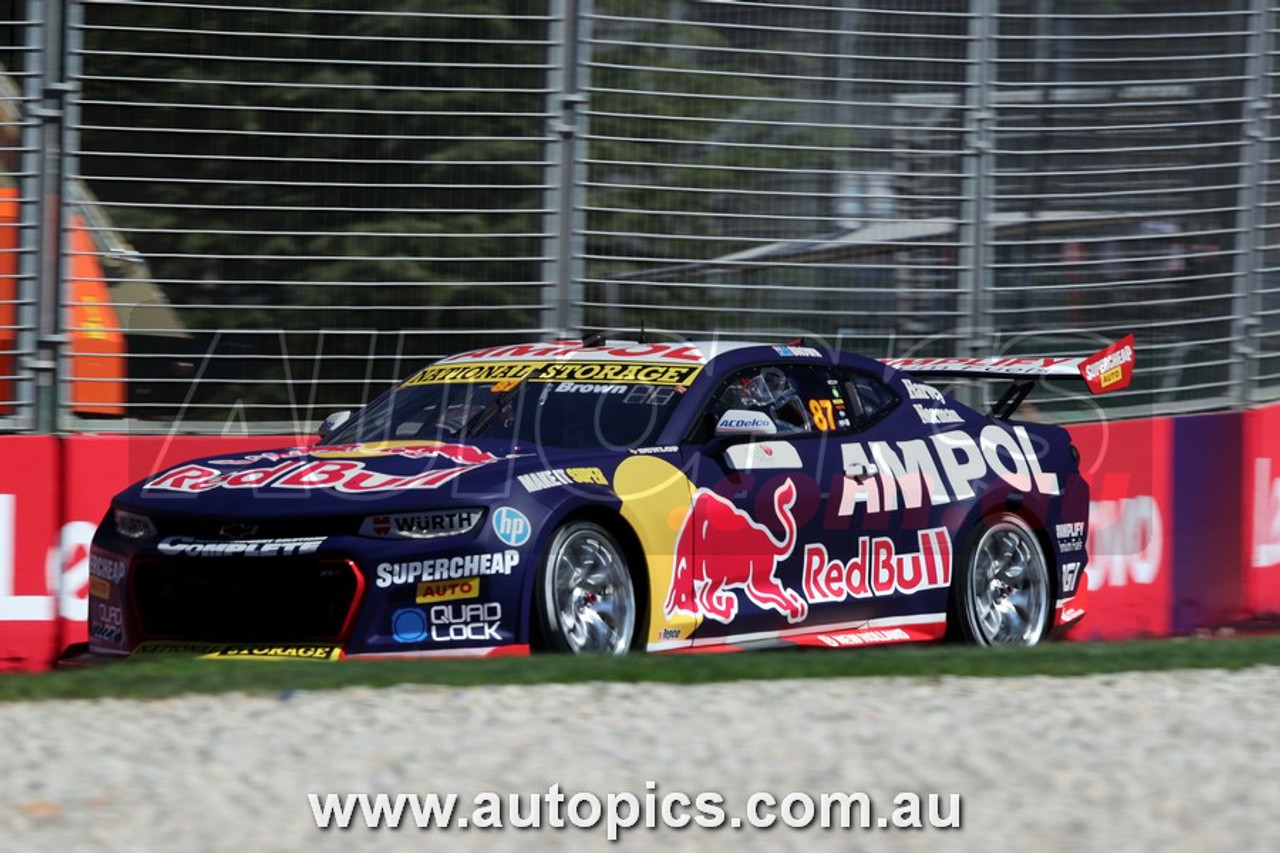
<box><xmin>1</xmin><ymin>0</ymin><xmax>1277</xmax><ymax>432</ymax></box>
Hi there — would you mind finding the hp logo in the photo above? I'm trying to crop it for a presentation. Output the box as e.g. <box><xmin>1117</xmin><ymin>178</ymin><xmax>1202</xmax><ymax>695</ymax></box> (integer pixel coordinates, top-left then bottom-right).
<box><xmin>492</xmin><ymin>507</ymin><xmax>531</xmax><ymax>547</ymax></box>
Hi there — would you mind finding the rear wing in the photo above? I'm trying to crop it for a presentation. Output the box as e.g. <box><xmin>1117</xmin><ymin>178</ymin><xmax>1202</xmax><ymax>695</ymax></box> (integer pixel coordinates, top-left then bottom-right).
<box><xmin>881</xmin><ymin>335</ymin><xmax>1134</xmax><ymax>420</ymax></box>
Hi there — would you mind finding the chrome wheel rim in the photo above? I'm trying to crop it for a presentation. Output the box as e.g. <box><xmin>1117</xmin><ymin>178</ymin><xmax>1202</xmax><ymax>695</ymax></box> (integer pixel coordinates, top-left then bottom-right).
<box><xmin>968</xmin><ymin>518</ymin><xmax>1049</xmax><ymax>646</ymax></box>
<box><xmin>547</xmin><ymin>524</ymin><xmax>635</xmax><ymax>655</ymax></box>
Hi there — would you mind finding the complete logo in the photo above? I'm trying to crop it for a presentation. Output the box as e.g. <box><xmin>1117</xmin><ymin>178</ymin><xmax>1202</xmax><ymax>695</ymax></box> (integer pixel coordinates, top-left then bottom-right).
<box><xmin>492</xmin><ymin>507</ymin><xmax>531</xmax><ymax>547</ymax></box>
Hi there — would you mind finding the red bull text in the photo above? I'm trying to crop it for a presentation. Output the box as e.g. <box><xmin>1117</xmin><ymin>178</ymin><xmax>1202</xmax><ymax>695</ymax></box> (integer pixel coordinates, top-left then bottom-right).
<box><xmin>802</xmin><ymin>528</ymin><xmax>952</xmax><ymax>603</ymax></box>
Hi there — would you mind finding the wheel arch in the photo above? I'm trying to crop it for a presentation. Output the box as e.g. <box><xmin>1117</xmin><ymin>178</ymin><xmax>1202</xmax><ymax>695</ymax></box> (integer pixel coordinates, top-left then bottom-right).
<box><xmin>527</xmin><ymin>504</ymin><xmax>650</xmax><ymax>653</ymax></box>
<box><xmin>946</xmin><ymin>494</ymin><xmax>1058</xmax><ymax>645</ymax></box>
<box><xmin>954</xmin><ymin>494</ymin><xmax>1061</xmax><ymax>600</ymax></box>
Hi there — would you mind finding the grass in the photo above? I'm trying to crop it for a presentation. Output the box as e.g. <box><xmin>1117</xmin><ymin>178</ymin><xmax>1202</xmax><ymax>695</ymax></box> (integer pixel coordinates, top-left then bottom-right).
<box><xmin>2</xmin><ymin>633</ymin><xmax>1280</xmax><ymax>703</ymax></box>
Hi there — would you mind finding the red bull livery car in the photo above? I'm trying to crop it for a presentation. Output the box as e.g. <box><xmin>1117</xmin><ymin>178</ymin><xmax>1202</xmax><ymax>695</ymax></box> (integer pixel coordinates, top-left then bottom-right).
<box><xmin>86</xmin><ymin>335</ymin><xmax>1134</xmax><ymax>659</ymax></box>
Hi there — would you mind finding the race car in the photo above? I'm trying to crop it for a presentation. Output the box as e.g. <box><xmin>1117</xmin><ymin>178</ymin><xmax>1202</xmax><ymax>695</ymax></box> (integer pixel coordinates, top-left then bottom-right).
<box><xmin>85</xmin><ymin>334</ymin><xmax>1134</xmax><ymax>659</ymax></box>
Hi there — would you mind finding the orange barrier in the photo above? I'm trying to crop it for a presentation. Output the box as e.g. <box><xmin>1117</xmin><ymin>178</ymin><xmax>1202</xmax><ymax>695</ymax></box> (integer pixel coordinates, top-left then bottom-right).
<box><xmin>0</xmin><ymin>188</ymin><xmax>126</xmax><ymax>416</ymax></box>
<box><xmin>66</xmin><ymin>214</ymin><xmax>125</xmax><ymax>414</ymax></box>
<box><xmin>0</xmin><ymin>188</ymin><xmax>18</xmax><ymax>414</ymax></box>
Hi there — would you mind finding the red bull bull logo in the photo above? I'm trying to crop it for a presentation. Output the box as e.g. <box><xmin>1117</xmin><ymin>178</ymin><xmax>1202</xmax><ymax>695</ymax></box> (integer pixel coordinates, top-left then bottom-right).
<box><xmin>664</xmin><ymin>479</ymin><xmax>808</xmax><ymax>624</ymax></box>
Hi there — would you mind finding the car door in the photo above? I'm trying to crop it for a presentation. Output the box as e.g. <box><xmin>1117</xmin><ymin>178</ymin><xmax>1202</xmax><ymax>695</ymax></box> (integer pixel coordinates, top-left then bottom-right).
<box><xmin>804</xmin><ymin>363</ymin><xmax>971</xmax><ymax>646</ymax></box>
<box><xmin>670</xmin><ymin>360</ymin><xmax>852</xmax><ymax>642</ymax></box>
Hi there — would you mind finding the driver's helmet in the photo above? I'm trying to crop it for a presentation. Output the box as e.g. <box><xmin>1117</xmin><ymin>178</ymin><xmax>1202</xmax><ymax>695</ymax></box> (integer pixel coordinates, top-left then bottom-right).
<box><xmin>738</xmin><ymin>367</ymin><xmax>793</xmax><ymax>408</ymax></box>
<box><xmin>733</xmin><ymin>367</ymin><xmax>810</xmax><ymax>431</ymax></box>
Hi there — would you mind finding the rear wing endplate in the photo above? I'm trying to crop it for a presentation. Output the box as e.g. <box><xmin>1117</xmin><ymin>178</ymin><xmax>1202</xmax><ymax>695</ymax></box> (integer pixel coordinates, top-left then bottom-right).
<box><xmin>881</xmin><ymin>335</ymin><xmax>1135</xmax><ymax>420</ymax></box>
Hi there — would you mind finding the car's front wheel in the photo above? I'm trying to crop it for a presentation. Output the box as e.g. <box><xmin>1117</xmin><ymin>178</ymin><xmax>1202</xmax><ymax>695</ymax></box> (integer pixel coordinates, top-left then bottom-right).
<box><xmin>538</xmin><ymin>521</ymin><xmax>637</xmax><ymax>655</ymax></box>
<box><xmin>953</xmin><ymin>513</ymin><xmax>1051</xmax><ymax>647</ymax></box>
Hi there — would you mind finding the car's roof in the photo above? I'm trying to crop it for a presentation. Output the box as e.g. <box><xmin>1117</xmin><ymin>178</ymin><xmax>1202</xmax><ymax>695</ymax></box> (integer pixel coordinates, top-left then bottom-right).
<box><xmin>434</xmin><ymin>338</ymin><xmax>830</xmax><ymax>367</ymax></box>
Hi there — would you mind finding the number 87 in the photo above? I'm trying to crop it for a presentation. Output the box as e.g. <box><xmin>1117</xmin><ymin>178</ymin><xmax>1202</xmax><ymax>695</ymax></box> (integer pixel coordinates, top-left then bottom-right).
<box><xmin>807</xmin><ymin>398</ymin><xmax>835</xmax><ymax>431</ymax></box>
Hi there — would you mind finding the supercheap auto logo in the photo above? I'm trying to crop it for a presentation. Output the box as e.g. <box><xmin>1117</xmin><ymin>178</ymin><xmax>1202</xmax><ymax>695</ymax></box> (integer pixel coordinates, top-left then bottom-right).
<box><xmin>1078</xmin><ymin>333</ymin><xmax>1136</xmax><ymax>393</ymax></box>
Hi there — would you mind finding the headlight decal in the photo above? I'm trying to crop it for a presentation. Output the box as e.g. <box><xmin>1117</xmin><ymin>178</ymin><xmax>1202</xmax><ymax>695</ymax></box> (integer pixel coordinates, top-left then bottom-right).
<box><xmin>113</xmin><ymin>508</ymin><xmax>156</xmax><ymax>540</ymax></box>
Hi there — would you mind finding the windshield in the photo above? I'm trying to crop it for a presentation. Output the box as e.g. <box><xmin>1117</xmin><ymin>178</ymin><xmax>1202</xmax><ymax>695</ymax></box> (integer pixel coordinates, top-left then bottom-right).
<box><xmin>320</xmin><ymin>373</ymin><xmax>687</xmax><ymax>451</ymax></box>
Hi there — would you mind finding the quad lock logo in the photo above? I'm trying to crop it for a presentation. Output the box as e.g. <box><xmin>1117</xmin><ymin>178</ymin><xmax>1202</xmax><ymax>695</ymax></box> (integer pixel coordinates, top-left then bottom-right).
<box><xmin>392</xmin><ymin>602</ymin><xmax>502</xmax><ymax>643</ymax></box>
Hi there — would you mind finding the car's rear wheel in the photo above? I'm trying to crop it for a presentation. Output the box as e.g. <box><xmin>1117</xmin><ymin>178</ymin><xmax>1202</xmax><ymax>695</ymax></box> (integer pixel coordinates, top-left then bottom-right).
<box><xmin>538</xmin><ymin>521</ymin><xmax>636</xmax><ymax>655</ymax></box>
<box><xmin>954</xmin><ymin>513</ymin><xmax>1050</xmax><ymax>647</ymax></box>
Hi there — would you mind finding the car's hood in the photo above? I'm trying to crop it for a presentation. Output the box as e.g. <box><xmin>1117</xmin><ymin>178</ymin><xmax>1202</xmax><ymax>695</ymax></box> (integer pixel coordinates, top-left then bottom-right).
<box><xmin>115</xmin><ymin>439</ymin><xmax>600</xmax><ymax>517</ymax></box>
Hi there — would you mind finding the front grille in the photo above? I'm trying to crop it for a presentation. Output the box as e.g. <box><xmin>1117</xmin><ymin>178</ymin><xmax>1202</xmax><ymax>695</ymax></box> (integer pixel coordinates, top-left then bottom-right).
<box><xmin>132</xmin><ymin>557</ymin><xmax>361</xmax><ymax>643</ymax></box>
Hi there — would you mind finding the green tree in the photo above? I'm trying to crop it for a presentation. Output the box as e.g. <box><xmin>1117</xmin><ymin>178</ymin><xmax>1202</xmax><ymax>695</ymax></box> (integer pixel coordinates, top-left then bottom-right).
<box><xmin>78</xmin><ymin>0</ymin><xmax>549</xmax><ymax>418</ymax></box>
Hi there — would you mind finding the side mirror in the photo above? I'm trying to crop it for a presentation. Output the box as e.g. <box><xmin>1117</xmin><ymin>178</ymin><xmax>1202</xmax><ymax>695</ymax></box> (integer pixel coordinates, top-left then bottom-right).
<box><xmin>317</xmin><ymin>410</ymin><xmax>353</xmax><ymax>439</ymax></box>
<box><xmin>713</xmin><ymin>408</ymin><xmax>777</xmax><ymax>438</ymax></box>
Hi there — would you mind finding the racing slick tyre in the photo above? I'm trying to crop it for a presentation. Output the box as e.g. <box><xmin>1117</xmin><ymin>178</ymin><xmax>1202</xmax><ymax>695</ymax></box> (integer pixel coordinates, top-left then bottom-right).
<box><xmin>537</xmin><ymin>521</ymin><xmax>637</xmax><ymax>655</ymax></box>
<box><xmin>952</xmin><ymin>513</ymin><xmax>1051</xmax><ymax>647</ymax></box>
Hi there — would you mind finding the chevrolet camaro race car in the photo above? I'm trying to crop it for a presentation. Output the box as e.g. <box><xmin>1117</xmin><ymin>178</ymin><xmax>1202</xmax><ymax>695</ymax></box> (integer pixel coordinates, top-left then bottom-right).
<box><xmin>85</xmin><ymin>335</ymin><xmax>1134</xmax><ymax>660</ymax></box>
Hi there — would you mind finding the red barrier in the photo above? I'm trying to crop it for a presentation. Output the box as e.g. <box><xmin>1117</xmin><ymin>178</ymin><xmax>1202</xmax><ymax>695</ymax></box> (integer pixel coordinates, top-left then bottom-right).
<box><xmin>1066</xmin><ymin>417</ymin><xmax>1174</xmax><ymax>640</ymax></box>
<box><xmin>1246</xmin><ymin>405</ymin><xmax>1280</xmax><ymax>615</ymax></box>
<box><xmin>0</xmin><ymin>405</ymin><xmax>1267</xmax><ymax>670</ymax></box>
<box><xmin>0</xmin><ymin>434</ymin><xmax>309</xmax><ymax>671</ymax></box>
<box><xmin>0</xmin><ymin>437</ymin><xmax>61</xmax><ymax>671</ymax></box>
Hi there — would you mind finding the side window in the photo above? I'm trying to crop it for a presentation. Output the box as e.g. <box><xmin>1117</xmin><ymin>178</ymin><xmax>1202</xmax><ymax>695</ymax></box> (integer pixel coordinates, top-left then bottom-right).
<box><xmin>838</xmin><ymin>369</ymin><xmax>900</xmax><ymax>429</ymax></box>
<box><xmin>693</xmin><ymin>364</ymin><xmax>848</xmax><ymax>441</ymax></box>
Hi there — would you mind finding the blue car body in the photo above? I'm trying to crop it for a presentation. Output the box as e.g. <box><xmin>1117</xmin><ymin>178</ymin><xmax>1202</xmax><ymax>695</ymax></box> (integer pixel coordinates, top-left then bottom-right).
<box><xmin>88</xmin><ymin>338</ymin><xmax>1112</xmax><ymax>659</ymax></box>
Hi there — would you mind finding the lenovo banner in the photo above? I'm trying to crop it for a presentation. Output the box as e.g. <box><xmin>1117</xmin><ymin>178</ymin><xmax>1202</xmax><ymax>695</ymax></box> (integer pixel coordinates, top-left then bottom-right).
<box><xmin>1066</xmin><ymin>417</ymin><xmax>1173</xmax><ymax>641</ymax></box>
<box><xmin>0</xmin><ymin>438</ymin><xmax>61</xmax><ymax>672</ymax></box>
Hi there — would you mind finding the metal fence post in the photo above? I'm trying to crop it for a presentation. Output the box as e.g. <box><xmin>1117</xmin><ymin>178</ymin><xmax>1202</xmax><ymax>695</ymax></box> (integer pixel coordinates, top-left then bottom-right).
<box><xmin>543</xmin><ymin>0</ymin><xmax>589</xmax><ymax>338</ymax></box>
<box><xmin>958</xmin><ymin>0</ymin><xmax>995</xmax><ymax>401</ymax></box>
<box><xmin>1235</xmin><ymin>0</ymin><xmax>1272</xmax><ymax>407</ymax></box>
<box><xmin>28</xmin><ymin>0</ymin><xmax>70</xmax><ymax>434</ymax></box>
<box><xmin>13</xmin><ymin>0</ymin><xmax>42</xmax><ymax>432</ymax></box>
